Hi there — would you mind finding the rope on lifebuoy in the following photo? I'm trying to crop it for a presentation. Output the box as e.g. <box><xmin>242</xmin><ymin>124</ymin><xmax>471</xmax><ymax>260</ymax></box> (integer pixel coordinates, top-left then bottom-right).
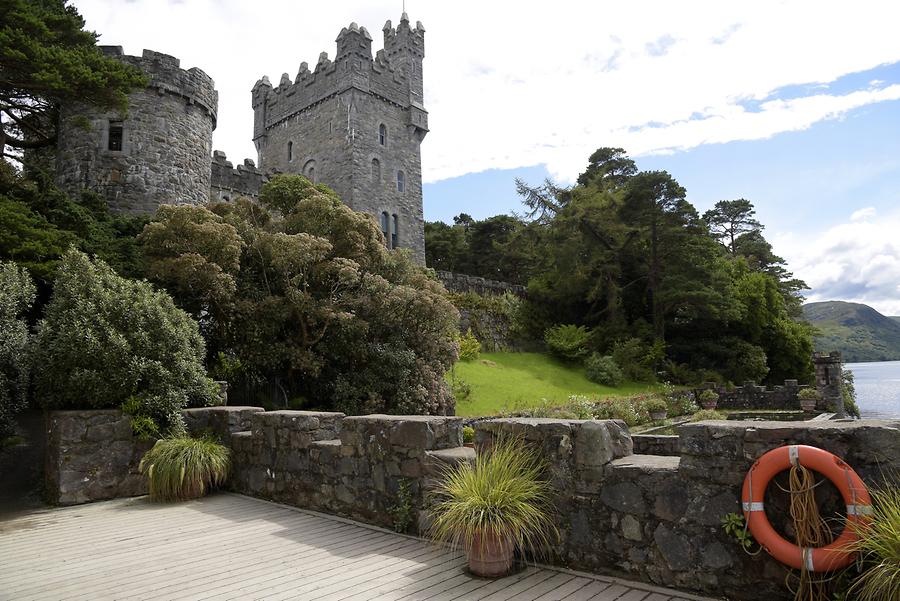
<box><xmin>740</xmin><ymin>445</ymin><xmax>873</xmax><ymax>573</ymax></box>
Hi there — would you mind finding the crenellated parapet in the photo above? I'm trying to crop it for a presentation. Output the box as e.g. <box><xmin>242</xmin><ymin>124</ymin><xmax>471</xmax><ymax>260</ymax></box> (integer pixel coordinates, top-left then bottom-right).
<box><xmin>100</xmin><ymin>47</ymin><xmax>218</xmax><ymax>127</ymax></box>
<box><xmin>209</xmin><ymin>150</ymin><xmax>268</xmax><ymax>202</ymax></box>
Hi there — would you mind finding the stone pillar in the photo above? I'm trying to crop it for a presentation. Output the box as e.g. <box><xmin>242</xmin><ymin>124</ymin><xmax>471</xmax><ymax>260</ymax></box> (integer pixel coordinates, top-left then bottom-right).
<box><xmin>813</xmin><ymin>351</ymin><xmax>844</xmax><ymax>417</ymax></box>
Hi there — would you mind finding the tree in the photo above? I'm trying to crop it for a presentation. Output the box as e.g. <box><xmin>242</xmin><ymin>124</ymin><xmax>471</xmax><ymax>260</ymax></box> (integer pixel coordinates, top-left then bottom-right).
<box><xmin>576</xmin><ymin>147</ymin><xmax>637</xmax><ymax>189</ymax></box>
<box><xmin>141</xmin><ymin>175</ymin><xmax>460</xmax><ymax>416</ymax></box>
<box><xmin>0</xmin><ymin>261</ymin><xmax>34</xmax><ymax>438</ymax></box>
<box><xmin>34</xmin><ymin>249</ymin><xmax>216</xmax><ymax>433</ymax></box>
<box><xmin>703</xmin><ymin>199</ymin><xmax>762</xmax><ymax>256</ymax></box>
<box><xmin>0</xmin><ymin>0</ymin><xmax>146</xmax><ymax>159</ymax></box>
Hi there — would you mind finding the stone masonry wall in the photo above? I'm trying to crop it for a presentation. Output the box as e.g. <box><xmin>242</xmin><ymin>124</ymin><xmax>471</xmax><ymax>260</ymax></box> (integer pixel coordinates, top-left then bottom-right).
<box><xmin>697</xmin><ymin>379</ymin><xmax>807</xmax><ymax>410</ymax></box>
<box><xmin>45</xmin><ymin>410</ymin><xmax>153</xmax><ymax>505</ymax></box>
<box><xmin>209</xmin><ymin>150</ymin><xmax>267</xmax><ymax>202</ymax></box>
<box><xmin>55</xmin><ymin>48</ymin><xmax>217</xmax><ymax>214</ymax></box>
<box><xmin>44</xmin><ymin>407</ymin><xmax>900</xmax><ymax>600</ymax></box>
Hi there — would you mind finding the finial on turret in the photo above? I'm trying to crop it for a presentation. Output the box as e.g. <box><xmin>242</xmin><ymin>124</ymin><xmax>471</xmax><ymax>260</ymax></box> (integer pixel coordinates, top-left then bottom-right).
<box><xmin>252</xmin><ymin>75</ymin><xmax>272</xmax><ymax>90</ymax></box>
<box><xmin>383</xmin><ymin>19</ymin><xmax>393</xmax><ymax>32</ymax></box>
<box><xmin>400</xmin><ymin>11</ymin><xmax>409</xmax><ymax>23</ymax></box>
<box><xmin>416</xmin><ymin>21</ymin><xmax>425</xmax><ymax>32</ymax></box>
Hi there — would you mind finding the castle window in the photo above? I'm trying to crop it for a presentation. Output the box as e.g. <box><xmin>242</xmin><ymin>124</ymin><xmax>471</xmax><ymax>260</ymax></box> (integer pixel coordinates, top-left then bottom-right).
<box><xmin>304</xmin><ymin>159</ymin><xmax>316</xmax><ymax>182</ymax></box>
<box><xmin>287</xmin><ymin>141</ymin><xmax>293</xmax><ymax>162</ymax></box>
<box><xmin>391</xmin><ymin>214</ymin><xmax>399</xmax><ymax>249</ymax></box>
<box><xmin>371</xmin><ymin>158</ymin><xmax>381</xmax><ymax>182</ymax></box>
<box><xmin>379</xmin><ymin>124</ymin><xmax>387</xmax><ymax>146</ymax></box>
<box><xmin>380</xmin><ymin>211</ymin><xmax>390</xmax><ymax>247</ymax></box>
<box><xmin>397</xmin><ymin>170</ymin><xmax>405</xmax><ymax>193</ymax></box>
<box><xmin>107</xmin><ymin>121</ymin><xmax>123</xmax><ymax>151</ymax></box>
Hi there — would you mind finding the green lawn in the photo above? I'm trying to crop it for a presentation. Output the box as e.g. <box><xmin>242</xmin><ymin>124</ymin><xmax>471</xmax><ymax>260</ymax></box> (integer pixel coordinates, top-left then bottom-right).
<box><xmin>450</xmin><ymin>352</ymin><xmax>660</xmax><ymax>417</ymax></box>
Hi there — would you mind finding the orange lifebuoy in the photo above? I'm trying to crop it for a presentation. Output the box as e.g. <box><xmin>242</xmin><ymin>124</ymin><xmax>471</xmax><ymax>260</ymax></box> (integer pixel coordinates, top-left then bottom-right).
<box><xmin>741</xmin><ymin>445</ymin><xmax>872</xmax><ymax>572</ymax></box>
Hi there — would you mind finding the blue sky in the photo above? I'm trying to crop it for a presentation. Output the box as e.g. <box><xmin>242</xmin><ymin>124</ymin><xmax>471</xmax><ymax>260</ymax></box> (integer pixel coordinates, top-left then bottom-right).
<box><xmin>75</xmin><ymin>0</ymin><xmax>900</xmax><ymax>313</ymax></box>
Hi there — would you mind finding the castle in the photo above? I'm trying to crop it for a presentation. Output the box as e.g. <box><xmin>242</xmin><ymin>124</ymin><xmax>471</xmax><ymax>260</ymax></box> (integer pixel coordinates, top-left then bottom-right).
<box><xmin>54</xmin><ymin>13</ymin><xmax>427</xmax><ymax>262</ymax></box>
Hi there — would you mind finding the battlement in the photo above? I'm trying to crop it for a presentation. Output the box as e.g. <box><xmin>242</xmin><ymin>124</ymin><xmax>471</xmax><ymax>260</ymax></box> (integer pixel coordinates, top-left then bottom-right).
<box><xmin>101</xmin><ymin>46</ymin><xmax>218</xmax><ymax>128</ymax></box>
<box><xmin>210</xmin><ymin>150</ymin><xmax>267</xmax><ymax>201</ymax></box>
<box><xmin>252</xmin><ymin>14</ymin><xmax>424</xmax><ymax>139</ymax></box>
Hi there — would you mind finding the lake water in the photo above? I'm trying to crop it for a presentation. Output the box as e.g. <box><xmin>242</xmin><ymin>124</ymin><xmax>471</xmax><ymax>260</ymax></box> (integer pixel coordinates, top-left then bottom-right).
<box><xmin>845</xmin><ymin>361</ymin><xmax>900</xmax><ymax>419</ymax></box>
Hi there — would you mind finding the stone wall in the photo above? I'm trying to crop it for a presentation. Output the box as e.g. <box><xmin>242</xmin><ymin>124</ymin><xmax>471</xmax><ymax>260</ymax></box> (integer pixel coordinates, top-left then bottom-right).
<box><xmin>55</xmin><ymin>48</ymin><xmax>217</xmax><ymax>214</ymax></box>
<box><xmin>209</xmin><ymin>150</ymin><xmax>267</xmax><ymax>202</ymax></box>
<box><xmin>45</xmin><ymin>410</ymin><xmax>153</xmax><ymax>505</ymax></box>
<box><xmin>436</xmin><ymin>270</ymin><xmax>527</xmax><ymax>297</ymax></box>
<box><xmin>697</xmin><ymin>379</ymin><xmax>808</xmax><ymax>410</ymax></box>
<box><xmin>44</xmin><ymin>406</ymin><xmax>900</xmax><ymax>600</ymax></box>
<box><xmin>631</xmin><ymin>434</ymin><xmax>679</xmax><ymax>456</ymax></box>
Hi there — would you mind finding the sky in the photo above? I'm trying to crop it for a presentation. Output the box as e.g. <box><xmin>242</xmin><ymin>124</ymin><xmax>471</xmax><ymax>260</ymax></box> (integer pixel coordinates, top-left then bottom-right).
<box><xmin>75</xmin><ymin>0</ymin><xmax>900</xmax><ymax>314</ymax></box>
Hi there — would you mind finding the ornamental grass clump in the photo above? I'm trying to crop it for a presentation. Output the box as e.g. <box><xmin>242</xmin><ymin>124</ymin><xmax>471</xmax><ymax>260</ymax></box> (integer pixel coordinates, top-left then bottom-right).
<box><xmin>139</xmin><ymin>436</ymin><xmax>231</xmax><ymax>502</ymax></box>
<box><xmin>846</xmin><ymin>486</ymin><xmax>900</xmax><ymax>601</ymax></box>
<box><xmin>428</xmin><ymin>437</ymin><xmax>558</xmax><ymax>560</ymax></box>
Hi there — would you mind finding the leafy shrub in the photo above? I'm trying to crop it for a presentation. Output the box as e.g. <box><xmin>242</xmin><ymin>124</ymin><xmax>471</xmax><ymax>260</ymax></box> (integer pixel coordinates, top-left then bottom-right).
<box><xmin>841</xmin><ymin>368</ymin><xmax>861</xmax><ymax>418</ymax></box>
<box><xmin>612</xmin><ymin>337</ymin><xmax>660</xmax><ymax>382</ymax></box>
<box><xmin>666</xmin><ymin>391</ymin><xmax>699</xmax><ymax>417</ymax></box>
<box><xmin>585</xmin><ymin>353</ymin><xmax>623</xmax><ymax>387</ymax></box>
<box><xmin>0</xmin><ymin>262</ymin><xmax>35</xmax><ymax>439</ymax></box>
<box><xmin>449</xmin><ymin>292</ymin><xmax>525</xmax><ymax>352</ymax></box>
<box><xmin>142</xmin><ymin>177</ymin><xmax>459</xmax><ymax>416</ymax></box>
<box><xmin>544</xmin><ymin>324</ymin><xmax>590</xmax><ymax>362</ymax></box>
<box><xmin>139</xmin><ymin>436</ymin><xmax>230</xmax><ymax>502</ymax></box>
<box><xmin>797</xmin><ymin>388</ymin><xmax>819</xmax><ymax>401</ymax></box>
<box><xmin>429</xmin><ymin>437</ymin><xmax>558</xmax><ymax>555</ymax></box>
<box><xmin>645</xmin><ymin>397</ymin><xmax>668</xmax><ymax>415</ymax></box>
<box><xmin>691</xmin><ymin>409</ymin><xmax>726</xmax><ymax>421</ymax></box>
<box><xmin>590</xmin><ymin>395</ymin><xmax>648</xmax><ymax>426</ymax></box>
<box><xmin>698</xmin><ymin>389</ymin><xmax>719</xmax><ymax>408</ymax></box>
<box><xmin>458</xmin><ymin>330</ymin><xmax>481</xmax><ymax>362</ymax></box>
<box><xmin>845</xmin><ymin>486</ymin><xmax>900</xmax><ymax>601</ymax></box>
<box><xmin>452</xmin><ymin>377</ymin><xmax>472</xmax><ymax>402</ymax></box>
<box><xmin>462</xmin><ymin>426</ymin><xmax>475</xmax><ymax>444</ymax></box>
<box><xmin>389</xmin><ymin>479</ymin><xmax>416</xmax><ymax>534</ymax></box>
<box><xmin>35</xmin><ymin>250</ymin><xmax>217</xmax><ymax>434</ymax></box>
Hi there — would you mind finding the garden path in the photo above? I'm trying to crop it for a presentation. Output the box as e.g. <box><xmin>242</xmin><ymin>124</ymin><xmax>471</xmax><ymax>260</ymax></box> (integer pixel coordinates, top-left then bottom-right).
<box><xmin>0</xmin><ymin>493</ymin><xmax>718</xmax><ymax>601</ymax></box>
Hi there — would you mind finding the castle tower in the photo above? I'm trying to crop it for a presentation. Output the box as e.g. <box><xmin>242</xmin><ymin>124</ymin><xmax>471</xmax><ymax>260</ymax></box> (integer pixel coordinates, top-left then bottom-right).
<box><xmin>55</xmin><ymin>48</ymin><xmax>218</xmax><ymax>214</ymax></box>
<box><xmin>252</xmin><ymin>14</ymin><xmax>428</xmax><ymax>263</ymax></box>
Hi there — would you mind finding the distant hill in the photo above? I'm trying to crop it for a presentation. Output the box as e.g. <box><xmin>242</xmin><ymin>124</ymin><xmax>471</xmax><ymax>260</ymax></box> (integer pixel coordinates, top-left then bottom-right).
<box><xmin>803</xmin><ymin>301</ymin><xmax>900</xmax><ymax>362</ymax></box>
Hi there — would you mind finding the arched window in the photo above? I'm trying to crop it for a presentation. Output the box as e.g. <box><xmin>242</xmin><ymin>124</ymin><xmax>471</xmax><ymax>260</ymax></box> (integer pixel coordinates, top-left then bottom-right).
<box><xmin>287</xmin><ymin>141</ymin><xmax>293</xmax><ymax>162</ymax></box>
<box><xmin>371</xmin><ymin>158</ymin><xmax>381</xmax><ymax>182</ymax></box>
<box><xmin>303</xmin><ymin>159</ymin><xmax>316</xmax><ymax>182</ymax></box>
<box><xmin>379</xmin><ymin>124</ymin><xmax>387</xmax><ymax>146</ymax></box>
<box><xmin>380</xmin><ymin>211</ymin><xmax>390</xmax><ymax>246</ymax></box>
<box><xmin>396</xmin><ymin>170</ymin><xmax>405</xmax><ymax>193</ymax></box>
<box><xmin>391</xmin><ymin>214</ymin><xmax>399</xmax><ymax>249</ymax></box>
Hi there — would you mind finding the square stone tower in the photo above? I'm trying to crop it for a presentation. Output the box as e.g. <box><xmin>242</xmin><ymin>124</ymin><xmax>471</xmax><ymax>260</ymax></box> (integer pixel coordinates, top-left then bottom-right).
<box><xmin>251</xmin><ymin>14</ymin><xmax>427</xmax><ymax>263</ymax></box>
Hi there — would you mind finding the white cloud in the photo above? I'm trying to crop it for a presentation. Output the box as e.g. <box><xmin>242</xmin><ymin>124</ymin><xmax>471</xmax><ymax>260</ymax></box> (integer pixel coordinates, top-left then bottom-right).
<box><xmin>73</xmin><ymin>0</ymin><xmax>900</xmax><ymax>184</ymax></box>
<box><xmin>777</xmin><ymin>210</ymin><xmax>900</xmax><ymax>316</ymax></box>
<box><xmin>851</xmin><ymin>207</ymin><xmax>877</xmax><ymax>221</ymax></box>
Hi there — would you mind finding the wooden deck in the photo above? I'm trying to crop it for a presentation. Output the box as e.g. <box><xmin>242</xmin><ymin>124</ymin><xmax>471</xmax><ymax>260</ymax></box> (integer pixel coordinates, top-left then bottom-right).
<box><xmin>0</xmin><ymin>493</ymin><xmax>717</xmax><ymax>601</ymax></box>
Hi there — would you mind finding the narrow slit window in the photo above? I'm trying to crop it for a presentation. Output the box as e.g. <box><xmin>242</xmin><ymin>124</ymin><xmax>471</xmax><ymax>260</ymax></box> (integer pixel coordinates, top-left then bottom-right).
<box><xmin>397</xmin><ymin>170</ymin><xmax>405</xmax><ymax>193</ymax></box>
<box><xmin>379</xmin><ymin>124</ymin><xmax>387</xmax><ymax>146</ymax></box>
<box><xmin>391</xmin><ymin>214</ymin><xmax>399</xmax><ymax>249</ymax></box>
<box><xmin>371</xmin><ymin>158</ymin><xmax>381</xmax><ymax>182</ymax></box>
<box><xmin>108</xmin><ymin>122</ymin><xmax>123</xmax><ymax>151</ymax></box>
<box><xmin>287</xmin><ymin>141</ymin><xmax>293</xmax><ymax>162</ymax></box>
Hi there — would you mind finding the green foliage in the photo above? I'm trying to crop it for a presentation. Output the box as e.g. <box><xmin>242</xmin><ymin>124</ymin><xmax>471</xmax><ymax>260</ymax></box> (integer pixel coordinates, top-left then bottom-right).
<box><xmin>845</xmin><ymin>486</ymin><xmax>900</xmax><ymax>601</ymax></box>
<box><xmin>841</xmin><ymin>368</ymin><xmax>861</xmax><ymax>419</ymax></box>
<box><xmin>142</xmin><ymin>176</ymin><xmax>459</xmax><ymax>416</ymax></box>
<box><xmin>691</xmin><ymin>409</ymin><xmax>726</xmax><ymax>421</ymax></box>
<box><xmin>0</xmin><ymin>261</ymin><xmax>35</xmax><ymax>438</ymax></box>
<box><xmin>462</xmin><ymin>426</ymin><xmax>475</xmax><ymax>444</ymax></box>
<box><xmin>428</xmin><ymin>437</ymin><xmax>558</xmax><ymax>556</ymax></box>
<box><xmin>698</xmin><ymin>389</ymin><xmax>720</xmax><ymax>407</ymax></box>
<box><xmin>34</xmin><ymin>249</ymin><xmax>216</xmax><ymax>434</ymax></box>
<box><xmin>138</xmin><ymin>436</ymin><xmax>231</xmax><ymax>502</ymax></box>
<box><xmin>447</xmin><ymin>291</ymin><xmax>526</xmax><ymax>352</ymax></box>
<box><xmin>121</xmin><ymin>396</ymin><xmax>160</xmax><ymax>441</ymax></box>
<box><xmin>451</xmin><ymin>377</ymin><xmax>472</xmax><ymax>402</ymax></box>
<box><xmin>388</xmin><ymin>479</ymin><xmax>416</xmax><ymax>534</ymax></box>
<box><xmin>589</xmin><ymin>395</ymin><xmax>649</xmax><ymax>426</ymax></box>
<box><xmin>644</xmin><ymin>396</ymin><xmax>668</xmax><ymax>415</ymax></box>
<box><xmin>797</xmin><ymin>387</ymin><xmax>819</xmax><ymax>401</ymax></box>
<box><xmin>457</xmin><ymin>330</ymin><xmax>481</xmax><ymax>362</ymax></box>
<box><xmin>721</xmin><ymin>512</ymin><xmax>757</xmax><ymax>551</ymax></box>
<box><xmin>544</xmin><ymin>324</ymin><xmax>590</xmax><ymax>362</ymax></box>
<box><xmin>584</xmin><ymin>353</ymin><xmax>624</xmax><ymax>387</ymax></box>
<box><xmin>666</xmin><ymin>391</ymin><xmax>699</xmax><ymax>417</ymax></box>
<box><xmin>611</xmin><ymin>338</ymin><xmax>659</xmax><ymax>382</ymax></box>
<box><xmin>0</xmin><ymin>0</ymin><xmax>146</xmax><ymax>157</ymax></box>
<box><xmin>0</xmin><ymin>165</ymin><xmax>146</xmax><ymax>284</ymax></box>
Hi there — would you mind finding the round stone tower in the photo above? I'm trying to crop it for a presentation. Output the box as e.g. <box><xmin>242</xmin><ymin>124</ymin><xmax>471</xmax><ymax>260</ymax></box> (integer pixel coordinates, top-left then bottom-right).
<box><xmin>55</xmin><ymin>47</ymin><xmax>218</xmax><ymax>214</ymax></box>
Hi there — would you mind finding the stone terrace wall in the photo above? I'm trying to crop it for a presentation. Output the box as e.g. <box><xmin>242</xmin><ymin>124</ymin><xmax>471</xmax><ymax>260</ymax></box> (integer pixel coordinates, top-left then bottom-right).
<box><xmin>476</xmin><ymin>418</ymin><xmax>900</xmax><ymax>600</ymax></box>
<box><xmin>45</xmin><ymin>410</ymin><xmax>154</xmax><ymax>505</ymax></box>
<box><xmin>698</xmin><ymin>379</ymin><xmax>808</xmax><ymax>410</ymax></box>
<box><xmin>209</xmin><ymin>150</ymin><xmax>267</xmax><ymax>202</ymax></box>
<box><xmin>435</xmin><ymin>270</ymin><xmax>527</xmax><ymax>297</ymax></box>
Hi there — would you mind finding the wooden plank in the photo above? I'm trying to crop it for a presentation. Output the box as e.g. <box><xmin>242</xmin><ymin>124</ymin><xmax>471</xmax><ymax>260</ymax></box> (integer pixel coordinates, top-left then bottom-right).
<box><xmin>560</xmin><ymin>580</ymin><xmax>613</xmax><ymax>601</ymax></box>
<box><xmin>507</xmin><ymin>572</ymin><xmax>576</xmax><ymax>601</ymax></box>
<box><xmin>531</xmin><ymin>577</ymin><xmax>594</xmax><ymax>601</ymax></box>
<box><xmin>589</xmin><ymin>583</ymin><xmax>631</xmax><ymax>600</ymax></box>
<box><xmin>614</xmin><ymin>590</ymin><xmax>650</xmax><ymax>601</ymax></box>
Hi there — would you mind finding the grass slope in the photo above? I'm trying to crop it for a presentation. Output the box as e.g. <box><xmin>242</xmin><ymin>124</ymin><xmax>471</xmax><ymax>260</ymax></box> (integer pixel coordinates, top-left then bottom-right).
<box><xmin>450</xmin><ymin>352</ymin><xmax>657</xmax><ymax>417</ymax></box>
<box><xmin>803</xmin><ymin>300</ymin><xmax>900</xmax><ymax>362</ymax></box>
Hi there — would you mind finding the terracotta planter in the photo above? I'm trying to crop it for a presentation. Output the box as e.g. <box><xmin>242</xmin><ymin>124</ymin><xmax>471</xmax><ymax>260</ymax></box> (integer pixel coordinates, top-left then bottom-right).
<box><xmin>463</xmin><ymin>442</ymin><xmax>475</xmax><ymax>449</ymax></box>
<box><xmin>649</xmin><ymin>410</ymin><xmax>667</xmax><ymax>421</ymax></box>
<box><xmin>700</xmin><ymin>400</ymin><xmax>718</xmax><ymax>410</ymax></box>
<box><xmin>800</xmin><ymin>399</ymin><xmax>817</xmax><ymax>412</ymax></box>
<box><xmin>468</xmin><ymin>530</ymin><xmax>514</xmax><ymax>577</ymax></box>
